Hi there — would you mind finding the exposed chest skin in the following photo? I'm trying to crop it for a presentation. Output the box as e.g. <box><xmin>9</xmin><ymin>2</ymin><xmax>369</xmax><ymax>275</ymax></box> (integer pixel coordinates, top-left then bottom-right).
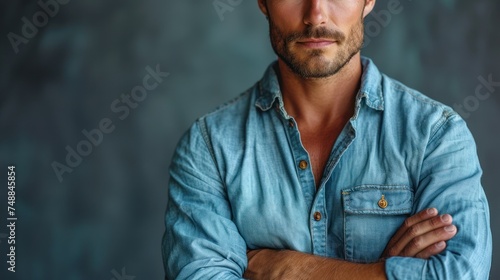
<box><xmin>298</xmin><ymin>122</ymin><xmax>346</xmax><ymax>189</ymax></box>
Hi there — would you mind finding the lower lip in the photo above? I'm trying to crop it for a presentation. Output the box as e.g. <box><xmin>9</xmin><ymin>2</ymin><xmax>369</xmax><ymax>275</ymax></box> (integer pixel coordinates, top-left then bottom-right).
<box><xmin>298</xmin><ymin>41</ymin><xmax>336</xmax><ymax>48</ymax></box>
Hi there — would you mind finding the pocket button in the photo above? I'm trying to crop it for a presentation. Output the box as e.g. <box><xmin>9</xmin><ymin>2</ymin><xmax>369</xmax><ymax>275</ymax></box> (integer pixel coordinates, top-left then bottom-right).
<box><xmin>378</xmin><ymin>195</ymin><xmax>388</xmax><ymax>209</ymax></box>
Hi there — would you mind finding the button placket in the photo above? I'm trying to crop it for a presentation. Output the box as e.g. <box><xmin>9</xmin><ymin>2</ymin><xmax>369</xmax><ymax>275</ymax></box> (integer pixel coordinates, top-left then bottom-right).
<box><xmin>279</xmin><ymin>109</ymin><xmax>315</xmax><ymax>216</ymax></box>
<box><xmin>311</xmin><ymin>190</ymin><xmax>327</xmax><ymax>255</ymax></box>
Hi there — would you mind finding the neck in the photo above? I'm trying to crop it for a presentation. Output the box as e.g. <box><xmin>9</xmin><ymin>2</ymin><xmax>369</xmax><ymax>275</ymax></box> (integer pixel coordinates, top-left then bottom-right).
<box><xmin>278</xmin><ymin>53</ymin><xmax>362</xmax><ymax>128</ymax></box>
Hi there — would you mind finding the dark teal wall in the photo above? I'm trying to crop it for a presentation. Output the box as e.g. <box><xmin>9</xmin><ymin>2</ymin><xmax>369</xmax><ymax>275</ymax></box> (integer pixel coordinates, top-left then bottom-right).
<box><xmin>0</xmin><ymin>0</ymin><xmax>498</xmax><ymax>279</ymax></box>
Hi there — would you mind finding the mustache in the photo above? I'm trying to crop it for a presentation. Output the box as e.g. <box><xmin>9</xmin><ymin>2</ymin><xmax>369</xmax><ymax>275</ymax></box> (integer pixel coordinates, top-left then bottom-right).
<box><xmin>285</xmin><ymin>27</ymin><xmax>346</xmax><ymax>43</ymax></box>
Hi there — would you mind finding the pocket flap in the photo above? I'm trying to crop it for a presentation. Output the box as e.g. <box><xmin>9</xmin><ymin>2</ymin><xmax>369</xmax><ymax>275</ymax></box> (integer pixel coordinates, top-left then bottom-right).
<box><xmin>342</xmin><ymin>185</ymin><xmax>413</xmax><ymax>215</ymax></box>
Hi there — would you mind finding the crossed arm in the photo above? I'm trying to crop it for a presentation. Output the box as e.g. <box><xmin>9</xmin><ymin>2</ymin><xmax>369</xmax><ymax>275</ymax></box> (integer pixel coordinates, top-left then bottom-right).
<box><xmin>163</xmin><ymin>117</ymin><xmax>491</xmax><ymax>279</ymax></box>
<box><xmin>244</xmin><ymin>208</ymin><xmax>457</xmax><ymax>279</ymax></box>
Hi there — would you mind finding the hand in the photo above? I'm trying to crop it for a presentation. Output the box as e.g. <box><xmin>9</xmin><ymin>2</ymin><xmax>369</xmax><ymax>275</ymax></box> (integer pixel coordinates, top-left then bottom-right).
<box><xmin>381</xmin><ymin>208</ymin><xmax>457</xmax><ymax>259</ymax></box>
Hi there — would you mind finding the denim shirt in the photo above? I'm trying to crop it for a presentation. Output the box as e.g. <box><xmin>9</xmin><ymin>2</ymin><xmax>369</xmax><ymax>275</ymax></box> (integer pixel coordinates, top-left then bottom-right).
<box><xmin>163</xmin><ymin>57</ymin><xmax>492</xmax><ymax>279</ymax></box>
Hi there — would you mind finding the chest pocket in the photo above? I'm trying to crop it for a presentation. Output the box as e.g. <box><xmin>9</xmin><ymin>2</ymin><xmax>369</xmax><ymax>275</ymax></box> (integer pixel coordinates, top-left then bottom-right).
<box><xmin>342</xmin><ymin>185</ymin><xmax>413</xmax><ymax>263</ymax></box>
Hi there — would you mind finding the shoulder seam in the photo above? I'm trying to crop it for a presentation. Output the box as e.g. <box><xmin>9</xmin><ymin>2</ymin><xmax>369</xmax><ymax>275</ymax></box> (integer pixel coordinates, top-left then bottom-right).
<box><xmin>428</xmin><ymin>111</ymin><xmax>458</xmax><ymax>144</ymax></box>
<box><xmin>384</xmin><ymin>75</ymin><xmax>444</xmax><ymax>109</ymax></box>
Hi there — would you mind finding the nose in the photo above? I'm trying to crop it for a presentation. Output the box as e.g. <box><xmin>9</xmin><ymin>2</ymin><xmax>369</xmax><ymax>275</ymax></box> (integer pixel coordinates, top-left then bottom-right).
<box><xmin>303</xmin><ymin>0</ymin><xmax>327</xmax><ymax>26</ymax></box>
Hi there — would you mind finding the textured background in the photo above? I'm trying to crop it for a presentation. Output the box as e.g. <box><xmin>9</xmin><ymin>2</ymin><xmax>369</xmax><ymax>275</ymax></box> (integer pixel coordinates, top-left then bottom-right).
<box><xmin>0</xmin><ymin>0</ymin><xmax>498</xmax><ymax>279</ymax></box>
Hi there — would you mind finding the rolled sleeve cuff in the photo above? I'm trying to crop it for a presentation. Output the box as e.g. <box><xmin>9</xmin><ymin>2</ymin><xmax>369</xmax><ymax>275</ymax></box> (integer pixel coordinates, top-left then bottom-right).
<box><xmin>385</xmin><ymin>257</ymin><xmax>426</xmax><ymax>280</ymax></box>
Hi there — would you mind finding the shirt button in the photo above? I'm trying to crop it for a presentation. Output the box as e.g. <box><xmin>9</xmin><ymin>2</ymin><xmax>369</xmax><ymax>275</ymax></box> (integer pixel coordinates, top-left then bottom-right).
<box><xmin>378</xmin><ymin>195</ymin><xmax>388</xmax><ymax>209</ymax></box>
<box><xmin>313</xmin><ymin>212</ymin><xmax>322</xmax><ymax>221</ymax></box>
<box><xmin>288</xmin><ymin>120</ymin><xmax>295</xmax><ymax>127</ymax></box>
<box><xmin>299</xmin><ymin>160</ymin><xmax>308</xmax><ymax>170</ymax></box>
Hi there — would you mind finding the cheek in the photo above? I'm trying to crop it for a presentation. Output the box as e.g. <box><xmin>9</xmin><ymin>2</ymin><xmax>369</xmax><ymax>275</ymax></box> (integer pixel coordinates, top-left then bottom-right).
<box><xmin>269</xmin><ymin>2</ymin><xmax>305</xmax><ymax>32</ymax></box>
<box><xmin>326</xmin><ymin>2</ymin><xmax>365</xmax><ymax>29</ymax></box>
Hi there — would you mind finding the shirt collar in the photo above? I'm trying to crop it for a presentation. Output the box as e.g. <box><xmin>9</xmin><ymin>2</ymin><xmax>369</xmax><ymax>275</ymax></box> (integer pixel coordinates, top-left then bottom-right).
<box><xmin>255</xmin><ymin>61</ymin><xmax>283</xmax><ymax>112</ymax></box>
<box><xmin>255</xmin><ymin>56</ymin><xmax>385</xmax><ymax>112</ymax></box>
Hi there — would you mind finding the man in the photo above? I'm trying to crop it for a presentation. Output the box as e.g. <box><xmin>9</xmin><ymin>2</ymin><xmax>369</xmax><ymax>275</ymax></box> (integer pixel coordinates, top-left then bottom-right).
<box><xmin>163</xmin><ymin>0</ymin><xmax>492</xmax><ymax>279</ymax></box>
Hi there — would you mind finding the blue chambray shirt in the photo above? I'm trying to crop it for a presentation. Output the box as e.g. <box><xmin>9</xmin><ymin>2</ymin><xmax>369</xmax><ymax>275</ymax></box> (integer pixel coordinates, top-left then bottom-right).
<box><xmin>163</xmin><ymin>57</ymin><xmax>492</xmax><ymax>279</ymax></box>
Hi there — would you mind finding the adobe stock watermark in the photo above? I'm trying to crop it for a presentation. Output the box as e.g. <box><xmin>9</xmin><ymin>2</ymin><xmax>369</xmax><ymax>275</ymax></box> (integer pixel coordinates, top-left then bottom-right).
<box><xmin>363</xmin><ymin>0</ymin><xmax>412</xmax><ymax>48</ymax></box>
<box><xmin>7</xmin><ymin>0</ymin><xmax>71</xmax><ymax>54</ymax></box>
<box><xmin>111</xmin><ymin>267</ymin><xmax>135</xmax><ymax>280</ymax></box>
<box><xmin>453</xmin><ymin>74</ymin><xmax>499</xmax><ymax>119</ymax></box>
<box><xmin>213</xmin><ymin>0</ymin><xmax>242</xmax><ymax>21</ymax></box>
<box><xmin>51</xmin><ymin>64</ymin><xmax>170</xmax><ymax>182</ymax></box>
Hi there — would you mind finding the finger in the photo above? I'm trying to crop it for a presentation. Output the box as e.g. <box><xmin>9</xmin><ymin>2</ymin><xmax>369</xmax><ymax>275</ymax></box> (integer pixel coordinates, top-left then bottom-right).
<box><xmin>384</xmin><ymin>208</ymin><xmax>438</xmax><ymax>253</ymax></box>
<box><xmin>400</xmin><ymin>224</ymin><xmax>457</xmax><ymax>257</ymax></box>
<box><xmin>414</xmin><ymin>241</ymin><xmax>447</xmax><ymax>259</ymax></box>
<box><xmin>385</xmin><ymin>213</ymin><xmax>454</xmax><ymax>257</ymax></box>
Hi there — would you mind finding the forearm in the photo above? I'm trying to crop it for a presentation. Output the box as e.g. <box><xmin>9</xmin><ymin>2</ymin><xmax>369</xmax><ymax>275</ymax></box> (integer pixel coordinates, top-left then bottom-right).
<box><xmin>245</xmin><ymin>249</ymin><xmax>386</xmax><ymax>280</ymax></box>
<box><xmin>307</xmin><ymin>254</ymin><xmax>386</xmax><ymax>280</ymax></box>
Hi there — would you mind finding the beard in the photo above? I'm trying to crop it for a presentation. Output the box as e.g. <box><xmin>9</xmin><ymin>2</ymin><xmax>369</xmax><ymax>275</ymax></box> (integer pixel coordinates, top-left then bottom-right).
<box><xmin>268</xmin><ymin>17</ymin><xmax>364</xmax><ymax>79</ymax></box>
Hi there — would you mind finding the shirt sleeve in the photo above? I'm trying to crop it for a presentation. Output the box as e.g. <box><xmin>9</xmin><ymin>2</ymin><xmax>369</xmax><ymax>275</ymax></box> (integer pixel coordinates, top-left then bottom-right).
<box><xmin>162</xmin><ymin>120</ymin><xmax>247</xmax><ymax>280</ymax></box>
<box><xmin>385</xmin><ymin>113</ymin><xmax>492</xmax><ymax>279</ymax></box>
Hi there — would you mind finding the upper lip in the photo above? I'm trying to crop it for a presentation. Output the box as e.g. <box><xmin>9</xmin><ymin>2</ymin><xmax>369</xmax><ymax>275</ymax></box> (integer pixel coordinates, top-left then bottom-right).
<box><xmin>297</xmin><ymin>38</ymin><xmax>337</xmax><ymax>43</ymax></box>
